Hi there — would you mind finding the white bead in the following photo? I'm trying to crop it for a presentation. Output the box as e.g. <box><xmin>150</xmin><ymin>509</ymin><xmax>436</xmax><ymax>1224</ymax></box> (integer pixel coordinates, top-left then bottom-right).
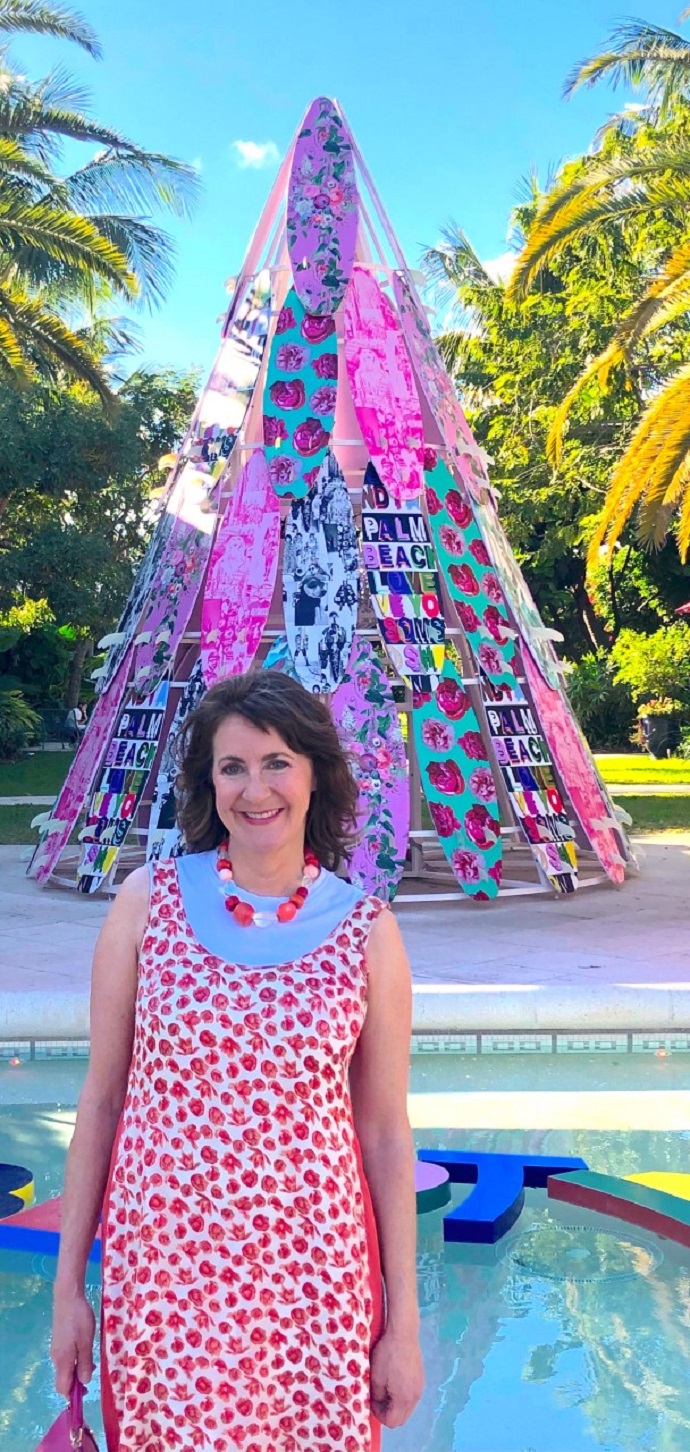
<box><xmin>252</xmin><ymin>911</ymin><xmax>275</xmax><ymax>928</ymax></box>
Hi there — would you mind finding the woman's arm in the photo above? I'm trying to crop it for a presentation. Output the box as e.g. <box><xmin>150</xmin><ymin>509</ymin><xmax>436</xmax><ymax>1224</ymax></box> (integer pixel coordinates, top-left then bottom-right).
<box><xmin>51</xmin><ymin>865</ymin><xmax>149</xmax><ymax>1393</ymax></box>
<box><xmin>349</xmin><ymin>907</ymin><xmax>423</xmax><ymax>1427</ymax></box>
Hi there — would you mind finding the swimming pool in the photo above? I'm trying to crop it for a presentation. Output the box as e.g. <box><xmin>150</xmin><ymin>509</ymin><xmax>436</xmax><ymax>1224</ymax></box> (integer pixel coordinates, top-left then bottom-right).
<box><xmin>2</xmin><ymin>1055</ymin><xmax>690</xmax><ymax>1450</ymax></box>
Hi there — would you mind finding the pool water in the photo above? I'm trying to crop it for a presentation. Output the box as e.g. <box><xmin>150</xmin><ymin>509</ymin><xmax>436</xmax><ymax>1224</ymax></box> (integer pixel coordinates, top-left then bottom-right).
<box><xmin>1</xmin><ymin>1055</ymin><xmax>690</xmax><ymax>1451</ymax></box>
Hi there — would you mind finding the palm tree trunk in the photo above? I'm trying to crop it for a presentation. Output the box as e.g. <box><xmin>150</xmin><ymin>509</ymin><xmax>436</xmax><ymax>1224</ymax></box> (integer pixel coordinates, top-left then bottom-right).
<box><xmin>66</xmin><ymin>637</ymin><xmax>91</xmax><ymax>707</ymax></box>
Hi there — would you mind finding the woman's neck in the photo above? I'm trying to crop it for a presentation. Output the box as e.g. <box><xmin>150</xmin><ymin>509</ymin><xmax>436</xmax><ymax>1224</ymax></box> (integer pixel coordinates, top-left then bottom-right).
<box><xmin>226</xmin><ymin>843</ymin><xmax>307</xmax><ymax>899</ymax></box>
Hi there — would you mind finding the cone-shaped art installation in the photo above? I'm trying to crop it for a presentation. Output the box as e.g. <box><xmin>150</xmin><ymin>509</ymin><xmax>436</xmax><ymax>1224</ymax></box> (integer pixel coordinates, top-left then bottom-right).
<box><xmin>28</xmin><ymin>97</ymin><xmax>634</xmax><ymax>902</ymax></box>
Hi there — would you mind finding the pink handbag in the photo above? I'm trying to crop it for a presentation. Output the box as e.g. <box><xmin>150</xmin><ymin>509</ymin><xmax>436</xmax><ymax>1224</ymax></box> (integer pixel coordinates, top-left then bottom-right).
<box><xmin>36</xmin><ymin>1377</ymin><xmax>99</xmax><ymax>1452</ymax></box>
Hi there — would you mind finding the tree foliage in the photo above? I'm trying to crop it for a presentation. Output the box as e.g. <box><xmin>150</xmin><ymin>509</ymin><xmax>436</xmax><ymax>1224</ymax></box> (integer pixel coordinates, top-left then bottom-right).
<box><xmin>0</xmin><ymin>368</ymin><xmax>198</xmax><ymax>696</ymax></box>
<box><xmin>422</xmin><ymin>200</ymin><xmax>689</xmax><ymax>659</ymax></box>
<box><xmin>508</xmin><ymin>17</ymin><xmax>690</xmax><ymax>562</ymax></box>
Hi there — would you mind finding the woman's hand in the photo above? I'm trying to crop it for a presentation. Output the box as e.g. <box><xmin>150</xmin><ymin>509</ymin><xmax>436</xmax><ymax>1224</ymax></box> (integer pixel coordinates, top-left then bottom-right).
<box><xmin>51</xmin><ymin>1287</ymin><xmax>96</xmax><ymax>1398</ymax></box>
<box><xmin>370</xmin><ymin>1323</ymin><xmax>425</xmax><ymax>1429</ymax></box>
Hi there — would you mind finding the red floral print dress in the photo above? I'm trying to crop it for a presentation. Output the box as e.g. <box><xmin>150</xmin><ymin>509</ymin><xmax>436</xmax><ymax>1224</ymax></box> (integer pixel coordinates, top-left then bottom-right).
<box><xmin>100</xmin><ymin>860</ymin><xmax>387</xmax><ymax>1452</ymax></box>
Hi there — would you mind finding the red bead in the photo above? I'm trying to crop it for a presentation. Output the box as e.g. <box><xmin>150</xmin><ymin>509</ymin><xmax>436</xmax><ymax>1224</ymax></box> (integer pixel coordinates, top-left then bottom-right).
<box><xmin>223</xmin><ymin>895</ymin><xmax>239</xmax><ymax>913</ymax></box>
<box><xmin>276</xmin><ymin>900</ymin><xmax>298</xmax><ymax>923</ymax></box>
<box><xmin>294</xmin><ymin>886</ymin><xmax>308</xmax><ymax>903</ymax></box>
<box><xmin>217</xmin><ymin>859</ymin><xmax>232</xmax><ymax>873</ymax></box>
<box><xmin>233</xmin><ymin>901</ymin><xmax>255</xmax><ymax>926</ymax></box>
<box><xmin>304</xmin><ymin>849</ymin><xmax>319</xmax><ymax>867</ymax></box>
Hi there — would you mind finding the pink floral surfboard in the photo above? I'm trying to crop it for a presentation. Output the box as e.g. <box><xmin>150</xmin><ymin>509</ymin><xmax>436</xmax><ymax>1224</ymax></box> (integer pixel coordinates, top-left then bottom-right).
<box><xmin>393</xmin><ymin>271</ymin><xmax>492</xmax><ymax>504</ymax></box>
<box><xmin>77</xmin><ymin>677</ymin><xmax>169</xmax><ymax>894</ymax></box>
<box><xmin>27</xmin><ymin>649</ymin><xmax>132</xmax><ymax>884</ymax></box>
<box><xmin>201</xmin><ymin>451</ymin><xmax>280</xmax><ymax>685</ymax></box>
<box><xmin>283</xmin><ymin>451</ymin><xmax>359</xmax><ymax>693</ymax></box>
<box><xmin>330</xmin><ymin>636</ymin><xmax>409</xmax><ymax>900</ymax></box>
<box><xmin>287</xmin><ymin>96</ymin><xmax>358</xmax><ymax>316</ymax></box>
<box><xmin>523</xmin><ymin>647</ymin><xmax>628</xmax><ymax>884</ymax></box>
<box><xmin>132</xmin><ymin>463</ymin><xmax>217</xmax><ymax>701</ymax></box>
<box><xmin>412</xmin><ymin>649</ymin><xmax>503</xmax><ymax>899</ymax></box>
<box><xmin>361</xmin><ymin>463</ymin><xmax>445</xmax><ymax>691</ymax></box>
<box><xmin>96</xmin><ymin>487</ymin><xmax>178</xmax><ymax>698</ymax></box>
<box><xmin>263</xmin><ymin>289</ymin><xmax>338</xmax><ymax>500</ymax></box>
<box><xmin>343</xmin><ymin>268</ymin><xmax>425</xmax><ymax>505</ymax></box>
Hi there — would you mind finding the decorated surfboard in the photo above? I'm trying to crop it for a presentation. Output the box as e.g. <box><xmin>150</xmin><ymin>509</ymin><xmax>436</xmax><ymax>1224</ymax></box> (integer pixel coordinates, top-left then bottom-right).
<box><xmin>200</xmin><ymin>451</ymin><xmax>280</xmax><ymax>685</ymax></box>
<box><xmin>283</xmin><ymin>450</ymin><xmax>359</xmax><ymax>692</ymax></box>
<box><xmin>362</xmin><ymin>463</ymin><xmax>445</xmax><ymax>691</ymax></box>
<box><xmin>343</xmin><ymin>267</ymin><xmax>425</xmax><ymax>505</ymax></box>
<box><xmin>95</xmin><ymin>488</ymin><xmax>178</xmax><ymax>698</ymax></box>
<box><xmin>27</xmin><ymin>650</ymin><xmax>133</xmax><ymax>885</ymax></box>
<box><xmin>331</xmin><ymin>636</ymin><xmax>409</xmax><ymax>900</ymax></box>
<box><xmin>97</xmin><ymin>276</ymin><xmax>270</xmax><ymax>699</ymax></box>
<box><xmin>475</xmin><ymin>498</ymin><xmax>563</xmax><ymax>691</ymax></box>
<box><xmin>262</xmin><ymin>635</ymin><xmax>299</xmax><ymax>678</ymax></box>
<box><xmin>412</xmin><ymin>648</ymin><xmax>503</xmax><ymax>899</ymax></box>
<box><xmin>393</xmin><ymin>271</ymin><xmax>493</xmax><ymax>503</ymax></box>
<box><xmin>287</xmin><ymin>96</ymin><xmax>358</xmax><ymax>316</ymax></box>
<box><xmin>480</xmin><ymin>675</ymin><xmax>578</xmax><ymax>892</ymax></box>
<box><xmin>523</xmin><ymin>647</ymin><xmax>628</xmax><ymax>884</ymax></box>
<box><xmin>424</xmin><ymin>454</ymin><xmax>577</xmax><ymax>892</ymax></box>
<box><xmin>131</xmin><ymin>463</ymin><xmax>217</xmax><ymax>701</ymax></box>
<box><xmin>186</xmin><ymin>270</ymin><xmax>271</xmax><ymax>488</ymax></box>
<box><xmin>263</xmin><ymin>288</ymin><xmax>338</xmax><ymax>500</ymax></box>
<box><xmin>424</xmin><ymin>453</ymin><xmax>518</xmax><ymax>692</ymax></box>
<box><xmin>77</xmin><ymin>677</ymin><xmax>169</xmax><ymax>893</ymax></box>
<box><xmin>146</xmin><ymin>658</ymin><xmax>207</xmax><ymax>861</ymax></box>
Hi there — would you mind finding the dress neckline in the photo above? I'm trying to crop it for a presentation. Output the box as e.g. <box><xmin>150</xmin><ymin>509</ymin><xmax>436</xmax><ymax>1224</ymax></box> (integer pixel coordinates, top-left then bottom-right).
<box><xmin>153</xmin><ymin>857</ymin><xmax>370</xmax><ymax>974</ymax></box>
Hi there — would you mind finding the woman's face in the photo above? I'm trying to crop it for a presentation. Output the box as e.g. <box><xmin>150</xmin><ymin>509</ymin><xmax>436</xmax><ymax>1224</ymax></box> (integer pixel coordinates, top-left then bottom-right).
<box><xmin>211</xmin><ymin>714</ymin><xmax>315</xmax><ymax>859</ymax></box>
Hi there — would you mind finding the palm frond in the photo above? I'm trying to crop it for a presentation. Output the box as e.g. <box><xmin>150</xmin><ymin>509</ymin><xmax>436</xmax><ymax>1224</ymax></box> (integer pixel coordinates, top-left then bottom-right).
<box><xmin>0</xmin><ymin>197</ymin><xmax>136</xmax><ymax>293</ymax></box>
<box><xmin>0</xmin><ymin>0</ymin><xmax>100</xmax><ymax>55</ymax></box>
<box><xmin>564</xmin><ymin>20</ymin><xmax>690</xmax><ymax>106</ymax></box>
<box><xmin>676</xmin><ymin>463</ymin><xmax>690</xmax><ymax>560</ymax></box>
<box><xmin>0</xmin><ymin>279</ymin><xmax>115</xmax><ymax>398</ymax></box>
<box><xmin>547</xmin><ymin>341</ymin><xmax>625</xmax><ymax>466</ymax></box>
<box><xmin>587</xmin><ymin>364</ymin><xmax>690</xmax><ymax>566</ymax></box>
<box><xmin>85</xmin><ymin>214</ymin><xmax>175</xmax><ymax>309</ymax></box>
<box><xmin>55</xmin><ymin>149</ymin><xmax>201</xmax><ymax>221</ymax></box>
<box><xmin>509</xmin><ymin>159</ymin><xmax>690</xmax><ymax>301</ymax></box>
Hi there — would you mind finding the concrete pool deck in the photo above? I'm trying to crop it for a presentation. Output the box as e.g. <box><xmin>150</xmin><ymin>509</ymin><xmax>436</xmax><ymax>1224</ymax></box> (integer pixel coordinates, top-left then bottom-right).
<box><xmin>0</xmin><ymin>836</ymin><xmax>688</xmax><ymax>1040</ymax></box>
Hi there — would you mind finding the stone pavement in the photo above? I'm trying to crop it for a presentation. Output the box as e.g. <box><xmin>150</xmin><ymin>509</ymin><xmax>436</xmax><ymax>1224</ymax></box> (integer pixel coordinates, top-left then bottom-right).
<box><xmin>0</xmin><ymin>837</ymin><xmax>688</xmax><ymax>1038</ymax></box>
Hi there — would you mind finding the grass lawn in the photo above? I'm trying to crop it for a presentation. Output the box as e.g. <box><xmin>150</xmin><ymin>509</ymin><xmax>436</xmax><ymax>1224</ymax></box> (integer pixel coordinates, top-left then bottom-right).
<box><xmin>595</xmin><ymin>753</ymin><xmax>690</xmax><ymax>785</ymax></box>
<box><xmin>608</xmin><ymin>793</ymin><xmax>690</xmax><ymax>833</ymax></box>
<box><xmin>0</xmin><ymin>750</ymin><xmax>74</xmax><ymax>796</ymax></box>
<box><xmin>0</xmin><ymin>805</ymin><xmax>82</xmax><ymax>845</ymax></box>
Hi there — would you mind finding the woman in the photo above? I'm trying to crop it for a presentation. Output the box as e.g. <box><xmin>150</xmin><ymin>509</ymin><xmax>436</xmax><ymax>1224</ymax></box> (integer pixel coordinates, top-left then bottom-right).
<box><xmin>51</xmin><ymin>670</ymin><xmax>424</xmax><ymax>1451</ymax></box>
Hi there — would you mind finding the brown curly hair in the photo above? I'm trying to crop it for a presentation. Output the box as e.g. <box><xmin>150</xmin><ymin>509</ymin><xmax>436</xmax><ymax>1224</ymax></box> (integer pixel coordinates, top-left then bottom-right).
<box><xmin>175</xmin><ymin>671</ymin><xmax>359</xmax><ymax>869</ymax></box>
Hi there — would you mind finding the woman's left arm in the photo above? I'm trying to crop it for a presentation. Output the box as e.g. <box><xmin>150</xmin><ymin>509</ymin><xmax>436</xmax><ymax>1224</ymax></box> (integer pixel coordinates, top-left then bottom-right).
<box><xmin>349</xmin><ymin>906</ymin><xmax>424</xmax><ymax>1429</ymax></box>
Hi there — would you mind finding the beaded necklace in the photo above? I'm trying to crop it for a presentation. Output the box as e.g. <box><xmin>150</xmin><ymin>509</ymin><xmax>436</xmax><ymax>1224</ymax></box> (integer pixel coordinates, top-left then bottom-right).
<box><xmin>216</xmin><ymin>840</ymin><xmax>320</xmax><ymax>927</ymax></box>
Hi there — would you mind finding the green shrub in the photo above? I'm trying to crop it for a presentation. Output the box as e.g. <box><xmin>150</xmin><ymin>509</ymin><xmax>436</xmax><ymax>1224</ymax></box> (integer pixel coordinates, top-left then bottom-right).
<box><xmin>563</xmin><ymin>652</ymin><xmax>636</xmax><ymax>749</ymax></box>
<box><xmin>610</xmin><ymin>625</ymin><xmax>690</xmax><ymax>708</ymax></box>
<box><xmin>0</xmin><ymin>689</ymin><xmax>42</xmax><ymax>762</ymax></box>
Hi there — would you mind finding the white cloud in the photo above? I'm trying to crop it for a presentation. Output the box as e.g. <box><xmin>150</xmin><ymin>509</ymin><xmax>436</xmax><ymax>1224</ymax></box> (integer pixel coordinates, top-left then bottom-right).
<box><xmin>190</xmin><ymin>156</ymin><xmax>203</xmax><ymax>173</ymax></box>
<box><xmin>483</xmin><ymin>251</ymin><xmax>516</xmax><ymax>285</ymax></box>
<box><xmin>231</xmin><ymin>139</ymin><xmax>280</xmax><ymax>170</ymax></box>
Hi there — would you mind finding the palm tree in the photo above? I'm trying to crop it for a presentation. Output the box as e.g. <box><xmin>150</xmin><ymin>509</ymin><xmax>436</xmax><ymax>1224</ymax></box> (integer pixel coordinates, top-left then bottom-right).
<box><xmin>508</xmin><ymin>16</ymin><xmax>690</xmax><ymax>565</ymax></box>
<box><xmin>0</xmin><ymin>1</ymin><xmax>200</xmax><ymax>400</ymax></box>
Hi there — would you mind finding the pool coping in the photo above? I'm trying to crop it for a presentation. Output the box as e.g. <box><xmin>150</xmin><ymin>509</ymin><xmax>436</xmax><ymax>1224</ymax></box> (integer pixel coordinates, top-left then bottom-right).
<box><xmin>1</xmin><ymin>982</ymin><xmax>689</xmax><ymax>1046</ymax></box>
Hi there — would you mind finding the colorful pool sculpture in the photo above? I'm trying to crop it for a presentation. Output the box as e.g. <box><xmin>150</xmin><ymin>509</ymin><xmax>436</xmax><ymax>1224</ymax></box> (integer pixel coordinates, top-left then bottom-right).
<box><xmin>4</xmin><ymin>1158</ymin><xmax>690</xmax><ymax>1253</ymax></box>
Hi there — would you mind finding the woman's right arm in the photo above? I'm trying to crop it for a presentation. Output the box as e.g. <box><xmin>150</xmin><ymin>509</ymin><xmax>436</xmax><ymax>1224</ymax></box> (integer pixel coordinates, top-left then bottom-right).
<box><xmin>51</xmin><ymin>864</ymin><xmax>150</xmax><ymax>1396</ymax></box>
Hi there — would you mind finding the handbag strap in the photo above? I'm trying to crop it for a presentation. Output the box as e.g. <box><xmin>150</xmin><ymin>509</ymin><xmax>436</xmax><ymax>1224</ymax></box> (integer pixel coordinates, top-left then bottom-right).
<box><xmin>68</xmin><ymin>1377</ymin><xmax>85</xmax><ymax>1446</ymax></box>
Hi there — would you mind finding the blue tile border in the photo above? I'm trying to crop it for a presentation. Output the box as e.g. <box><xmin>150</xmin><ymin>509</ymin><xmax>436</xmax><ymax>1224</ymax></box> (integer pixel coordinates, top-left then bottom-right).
<box><xmin>3</xmin><ymin>1033</ymin><xmax>690</xmax><ymax>1061</ymax></box>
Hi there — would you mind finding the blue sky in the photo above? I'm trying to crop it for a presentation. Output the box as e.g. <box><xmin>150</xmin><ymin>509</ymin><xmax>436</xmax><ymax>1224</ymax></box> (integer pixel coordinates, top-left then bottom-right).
<box><xmin>16</xmin><ymin>0</ymin><xmax>686</xmax><ymax>378</ymax></box>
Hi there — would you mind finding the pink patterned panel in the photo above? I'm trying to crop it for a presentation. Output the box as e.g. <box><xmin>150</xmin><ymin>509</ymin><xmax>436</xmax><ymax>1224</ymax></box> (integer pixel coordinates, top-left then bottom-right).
<box><xmin>343</xmin><ymin>268</ymin><xmax>425</xmax><ymax>505</ymax></box>
<box><xmin>393</xmin><ymin>272</ymin><xmax>491</xmax><ymax>503</ymax></box>
<box><xmin>201</xmin><ymin>451</ymin><xmax>280</xmax><ymax>685</ymax></box>
<box><xmin>133</xmin><ymin>463</ymin><xmax>217</xmax><ymax>700</ymax></box>
<box><xmin>27</xmin><ymin>649</ymin><xmax>132</xmax><ymax>884</ymax></box>
<box><xmin>523</xmin><ymin>646</ymin><xmax>627</xmax><ymax>885</ymax></box>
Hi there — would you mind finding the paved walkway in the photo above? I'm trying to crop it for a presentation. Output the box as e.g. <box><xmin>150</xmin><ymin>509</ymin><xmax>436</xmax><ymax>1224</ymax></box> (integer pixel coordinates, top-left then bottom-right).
<box><xmin>0</xmin><ymin>836</ymin><xmax>688</xmax><ymax>1038</ymax></box>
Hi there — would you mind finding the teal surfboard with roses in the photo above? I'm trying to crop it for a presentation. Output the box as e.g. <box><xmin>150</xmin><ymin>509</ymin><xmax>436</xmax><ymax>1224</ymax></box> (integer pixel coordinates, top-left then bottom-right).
<box><xmin>263</xmin><ymin>287</ymin><xmax>338</xmax><ymax>500</ymax></box>
<box><xmin>412</xmin><ymin>648</ymin><xmax>503</xmax><ymax>899</ymax></box>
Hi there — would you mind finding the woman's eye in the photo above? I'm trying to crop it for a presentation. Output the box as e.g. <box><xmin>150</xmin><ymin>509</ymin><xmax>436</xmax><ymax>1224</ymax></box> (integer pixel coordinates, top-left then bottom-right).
<box><xmin>222</xmin><ymin>763</ymin><xmax>242</xmax><ymax>775</ymax></box>
<box><xmin>269</xmin><ymin>759</ymin><xmax>290</xmax><ymax>770</ymax></box>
